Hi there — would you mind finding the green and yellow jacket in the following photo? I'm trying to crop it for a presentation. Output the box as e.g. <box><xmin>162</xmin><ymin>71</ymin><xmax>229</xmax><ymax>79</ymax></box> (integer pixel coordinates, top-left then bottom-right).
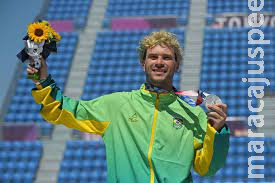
<box><xmin>32</xmin><ymin>75</ymin><xmax>230</xmax><ymax>183</ymax></box>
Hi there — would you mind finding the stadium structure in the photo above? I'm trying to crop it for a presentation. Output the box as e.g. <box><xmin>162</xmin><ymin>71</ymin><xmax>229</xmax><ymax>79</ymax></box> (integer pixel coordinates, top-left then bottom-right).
<box><xmin>0</xmin><ymin>0</ymin><xmax>274</xmax><ymax>182</ymax></box>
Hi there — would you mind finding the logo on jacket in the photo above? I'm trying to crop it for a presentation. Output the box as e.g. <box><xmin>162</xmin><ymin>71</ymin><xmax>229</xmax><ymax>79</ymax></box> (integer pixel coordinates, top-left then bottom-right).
<box><xmin>128</xmin><ymin>113</ymin><xmax>138</xmax><ymax>122</ymax></box>
<box><xmin>172</xmin><ymin>117</ymin><xmax>184</xmax><ymax>129</ymax></box>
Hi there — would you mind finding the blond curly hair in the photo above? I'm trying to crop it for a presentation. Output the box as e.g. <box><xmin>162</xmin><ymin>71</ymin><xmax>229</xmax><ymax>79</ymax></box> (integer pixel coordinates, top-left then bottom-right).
<box><xmin>137</xmin><ymin>31</ymin><xmax>183</xmax><ymax>64</ymax></box>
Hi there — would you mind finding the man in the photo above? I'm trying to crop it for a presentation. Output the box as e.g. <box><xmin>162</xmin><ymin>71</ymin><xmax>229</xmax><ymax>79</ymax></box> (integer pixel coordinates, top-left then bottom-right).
<box><xmin>28</xmin><ymin>31</ymin><xmax>230</xmax><ymax>183</ymax></box>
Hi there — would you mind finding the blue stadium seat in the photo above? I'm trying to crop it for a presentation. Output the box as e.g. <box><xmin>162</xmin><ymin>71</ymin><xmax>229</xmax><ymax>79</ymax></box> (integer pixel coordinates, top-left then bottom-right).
<box><xmin>58</xmin><ymin>140</ymin><xmax>107</xmax><ymax>183</ymax></box>
<box><xmin>200</xmin><ymin>27</ymin><xmax>274</xmax><ymax>118</ymax></box>
<box><xmin>104</xmin><ymin>0</ymin><xmax>190</xmax><ymax>27</ymax></box>
<box><xmin>0</xmin><ymin>141</ymin><xmax>42</xmax><ymax>183</ymax></box>
<box><xmin>45</xmin><ymin>0</ymin><xmax>92</xmax><ymax>28</ymax></box>
<box><xmin>208</xmin><ymin>0</ymin><xmax>274</xmax><ymax>14</ymax></box>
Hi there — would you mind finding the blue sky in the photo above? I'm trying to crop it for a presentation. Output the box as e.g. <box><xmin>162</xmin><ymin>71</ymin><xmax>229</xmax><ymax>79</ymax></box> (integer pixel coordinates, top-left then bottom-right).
<box><xmin>0</xmin><ymin>0</ymin><xmax>43</xmax><ymax>111</ymax></box>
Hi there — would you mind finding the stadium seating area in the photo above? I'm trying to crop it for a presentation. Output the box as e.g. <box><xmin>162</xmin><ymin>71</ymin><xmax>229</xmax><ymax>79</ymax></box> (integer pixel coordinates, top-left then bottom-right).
<box><xmin>58</xmin><ymin>140</ymin><xmax>107</xmax><ymax>183</ymax></box>
<box><xmin>82</xmin><ymin>28</ymin><xmax>184</xmax><ymax>100</ymax></box>
<box><xmin>103</xmin><ymin>0</ymin><xmax>190</xmax><ymax>27</ymax></box>
<box><xmin>45</xmin><ymin>0</ymin><xmax>92</xmax><ymax>28</ymax></box>
<box><xmin>4</xmin><ymin>32</ymin><xmax>78</xmax><ymax>137</ymax></box>
<box><xmin>208</xmin><ymin>0</ymin><xmax>275</xmax><ymax>14</ymax></box>
<box><xmin>206</xmin><ymin>0</ymin><xmax>275</xmax><ymax>26</ymax></box>
<box><xmin>0</xmin><ymin>141</ymin><xmax>43</xmax><ymax>183</ymax></box>
<box><xmin>106</xmin><ymin>0</ymin><xmax>190</xmax><ymax>17</ymax></box>
<box><xmin>200</xmin><ymin>27</ymin><xmax>274</xmax><ymax>117</ymax></box>
<box><xmin>1</xmin><ymin>0</ymin><xmax>275</xmax><ymax>182</ymax></box>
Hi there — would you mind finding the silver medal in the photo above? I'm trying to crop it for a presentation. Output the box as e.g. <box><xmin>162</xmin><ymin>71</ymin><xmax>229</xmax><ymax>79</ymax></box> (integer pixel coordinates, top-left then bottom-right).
<box><xmin>175</xmin><ymin>90</ymin><xmax>223</xmax><ymax>110</ymax></box>
<box><xmin>204</xmin><ymin>94</ymin><xmax>223</xmax><ymax>110</ymax></box>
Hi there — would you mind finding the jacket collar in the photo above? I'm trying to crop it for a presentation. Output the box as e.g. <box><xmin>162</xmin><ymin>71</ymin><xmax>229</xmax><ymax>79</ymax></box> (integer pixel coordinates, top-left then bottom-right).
<box><xmin>144</xmin><ymin>83</ymin><xmax>177</xmax><ymax>94</ymax></box>
<box><xmin>139</xmin><ymin>83</ymin><xmax>177</xmax><ymax>105</ymax></box>
<box><xmin>139</xmin><ymin>83</ymin><xmax>197</xmax><ymax>107</ymax></box>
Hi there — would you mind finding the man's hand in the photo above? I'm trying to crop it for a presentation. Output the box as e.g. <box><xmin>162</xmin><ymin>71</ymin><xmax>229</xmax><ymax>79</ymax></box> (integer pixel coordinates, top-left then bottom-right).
<box><xmin>27</xmin><ymin>57</ymin><xmax>48</xmax><ymax>83</ymax></box>
<box><xmin>206</xmin><ymin>103</ymin><xmax>228</xmax><ymax>131</ymax></box>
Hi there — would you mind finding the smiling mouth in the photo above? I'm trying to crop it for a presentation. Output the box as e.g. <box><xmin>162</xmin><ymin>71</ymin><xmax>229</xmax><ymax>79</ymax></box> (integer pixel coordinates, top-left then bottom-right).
<box><xmin>152</xmin><ymin>69</ymin><xmax>166</xmax><ymax>73</ymax></box>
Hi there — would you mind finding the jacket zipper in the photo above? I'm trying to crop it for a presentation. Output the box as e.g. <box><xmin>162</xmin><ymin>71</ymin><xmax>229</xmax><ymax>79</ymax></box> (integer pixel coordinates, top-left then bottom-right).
<box><xmin>148</xmin><ymin>94</ymin><xmax>160</xmax><ymax>183</ymax></box>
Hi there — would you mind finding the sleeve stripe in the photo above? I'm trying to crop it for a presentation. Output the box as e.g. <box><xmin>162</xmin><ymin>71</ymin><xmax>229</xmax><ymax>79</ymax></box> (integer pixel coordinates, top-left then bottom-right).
<box><xmin>193</xmin><ymin>124</ymin><xmax>230</xmax><ymax>176</ymax></box>
<box><xmin>204</xmin><ymin>125</ymin><xmax>230</xmax><ymax>176</ymax></box>
<box><xmin>193</xmin><ymin>139</ymin><xmax>203</xmax><ymax>150</ymax></box>
<box><xmin>32</xmin><ymin>86</ymin><xmax>111</xmax><ymax>136</ymax></box>
<box><xmin>193</xmin><ymin>124</ymin><xmax>216</xmax><ymax>176</ymax></box>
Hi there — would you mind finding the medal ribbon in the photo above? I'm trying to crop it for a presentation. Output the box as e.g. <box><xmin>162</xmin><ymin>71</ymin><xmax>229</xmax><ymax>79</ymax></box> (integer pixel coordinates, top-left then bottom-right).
<box><xmin>175</xmin><ymin>90</ymin><xmax>210</xmax><ymax>106</ymax></box>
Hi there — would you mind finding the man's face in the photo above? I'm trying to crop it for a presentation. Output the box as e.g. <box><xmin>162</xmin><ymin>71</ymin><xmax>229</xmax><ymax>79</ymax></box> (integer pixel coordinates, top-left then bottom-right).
<box><xmin>142</xmin><ymin>44</ymin><xmax>179</xmax><ymax>90</ymax></box>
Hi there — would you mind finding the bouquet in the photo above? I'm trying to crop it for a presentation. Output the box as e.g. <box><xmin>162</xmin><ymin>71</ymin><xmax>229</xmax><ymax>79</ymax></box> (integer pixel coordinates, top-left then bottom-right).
<box><xmin>17</xmin><ymin>20</ymin><xmax>61</xmax><ymax>80</ymax></box>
